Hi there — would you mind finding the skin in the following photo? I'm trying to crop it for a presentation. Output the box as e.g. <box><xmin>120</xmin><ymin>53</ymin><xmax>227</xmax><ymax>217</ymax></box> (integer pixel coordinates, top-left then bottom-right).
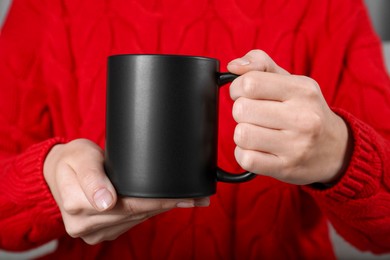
<box><xmin>43</xmin><ymin>49</ymin><xmax>351</xmax><ymax>245</ymax></box>
<box><xmin>44</xmin><ymin>139</ymin><xmax>210</xmax><ymax>245</ymax></box>
<box><xmin>228</xmin><ymin>50</ymin><xmax>351</xmax><ymax>185</ymax></box>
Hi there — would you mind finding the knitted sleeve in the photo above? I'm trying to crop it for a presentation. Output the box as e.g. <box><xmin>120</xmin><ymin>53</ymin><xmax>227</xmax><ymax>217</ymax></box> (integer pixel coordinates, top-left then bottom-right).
<box><xmin>0</xmin><ymin>0</ymin><xmax>66</xmax><ymax>251</ymax></box>
<box><xmin>302</xmin><ymin>0</ymin><xmax>390</xmax><ymax>254</ymax></box>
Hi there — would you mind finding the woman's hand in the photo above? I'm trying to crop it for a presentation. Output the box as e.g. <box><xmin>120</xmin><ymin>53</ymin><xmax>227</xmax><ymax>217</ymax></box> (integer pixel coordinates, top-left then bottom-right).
<box><xmin>43</xmin><ymin>139</ymin><xmax>209</xmax><ymax>245</ymax></box>
<box><xmin>228</xmin><ymin>50</ymin><xmax>352</xmax><ymax>185</ymax></box>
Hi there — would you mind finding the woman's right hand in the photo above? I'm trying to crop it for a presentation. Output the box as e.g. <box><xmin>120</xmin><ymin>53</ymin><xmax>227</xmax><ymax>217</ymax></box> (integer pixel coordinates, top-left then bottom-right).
<box><xmin>43</xmin><ymin>139</ymin><xmax>210</xmax><ymax>245</ymax></box>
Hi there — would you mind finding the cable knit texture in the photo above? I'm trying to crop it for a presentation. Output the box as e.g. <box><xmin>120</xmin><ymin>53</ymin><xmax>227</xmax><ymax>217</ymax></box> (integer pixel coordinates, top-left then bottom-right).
<box><xmin>0</xmin><ymin>0</ymin><xmax>390</xmax><ymax>259</ymax></box>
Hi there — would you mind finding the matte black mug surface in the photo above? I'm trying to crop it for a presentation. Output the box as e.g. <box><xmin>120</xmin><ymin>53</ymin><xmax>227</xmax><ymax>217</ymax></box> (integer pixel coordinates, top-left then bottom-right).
<box><xmin>105</xmin><ymin>54</ymin><xmax>256</xmax><ymax>198</ymax></box>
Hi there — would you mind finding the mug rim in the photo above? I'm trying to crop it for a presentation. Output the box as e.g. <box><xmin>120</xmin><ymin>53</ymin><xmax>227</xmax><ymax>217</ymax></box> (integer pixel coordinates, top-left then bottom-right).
<box><xmin>108</xmin><ymin>53</ymin><xmax>218</xmax><ymax>62</ymax></box>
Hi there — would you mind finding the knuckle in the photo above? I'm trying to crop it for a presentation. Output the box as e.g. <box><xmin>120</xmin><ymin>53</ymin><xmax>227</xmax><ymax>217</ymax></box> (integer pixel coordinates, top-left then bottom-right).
<box><xmin>230</xmin><ymin>76</ymin><xmax>257</xmax><ymax>101</ymax></box>
<box><xmin>82</xmin><ymin>226</ymin><xmax>128</xmax><ymax>245</ymax></box>
<box><xmin>122</xmin><ymin>198</ymin><xmax>173</xmax><ymax>216</ymax></box>
<box><xmin>230</xmin><ymin>79</ymin><xmax>239</xmax><ymax>100</ymax></box>
<box><xmin>237</xmin><ymin>150</ymin><xmax>256</xmax><ymax>172</ymax></box>
<box><xmin>64</xmin><ymin>220</ymin><xmax>88</xmax><ymax>238</ymax></box>
<box><xmin>62</xmin><ymin>200</ymin><xmax>83</xmax><ymax>215</ymax></box>
<box><xmin>248</xmin><ymin>49</ymin><xmax>269</xmax><ymax>61</ymax></box>
<box><xmin>62</xmin><ymin>213</ymin><xmax>99</xmax><ymax>239</ymax></box>
<box><xmin>123</xmin><ymin>201</ymin><xmax>140</xmax><ymax>215</ymax></box>
<box><xmin>295</xmin><ymin>76</ymin><xmax>321</xmax><ymax>98</ymax></box>
<box><xmin>240</xmin><ymin>73</ymin><xmax>257</xmax><ymax>95</ymax></box>
<box><xmin>232</xmin><ymin>97</ymin><xmax>246</xmax><ymax>122</ymax></box>
<box><xmin>247</xmin><ymin>50</ymin><xmax>274</xmax><ymax>71</ymax></box>
<box><xmin>82</xmin><ymin>235</ymin><xmax>103</xmax><ymax>245</ymax></box>
<box><xmin>156</xmin><ymin>201</ymin><xmax>173</xmax><ymax>211</ymax></box>
<box><xmin>58</xmin><ymin>179</ymin><xmax>85</xmax><ymax>215</ymax></box>
<box><xmin>234</xmin><ymin>124</ymin><xmax>249</xmax><ymax>147</ymax></box>
<box><xmin>65</xmin><ymin>227</ymin><xmax>80</xmax><ymax>239</ymax></box>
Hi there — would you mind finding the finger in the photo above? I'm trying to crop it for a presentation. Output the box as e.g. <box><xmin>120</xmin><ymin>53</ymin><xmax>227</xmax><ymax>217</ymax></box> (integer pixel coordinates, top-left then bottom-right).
<box><xmin>81</xmin><ymin>219</ymin><xmax>144</xmax><ymax>245</ymax></box>
<box><xmin>67</xmin><ymin>196</ymin><xmax>210</xmax><ymax>240</ymax></box>
<box><xmin>234</xmin><ymin>123</ymin><xmax>285</xmax><ymax>154</ymax></box>
<box><xmin>81</xmin><ymin>209</ymin><xmax>167</xmax><ymax>245</ymax></box>
<box><xmin>232</xmin><ymin>98</ymin><xmax>289</xmax><ymax>129</ymax></box>
<box><xmin>63</xmin><ymin>201</ymin><xmax>165</xmax><ymax>239</ymax></box>
<box><xmin>117</xmin><ymin>197</ymin><xmax>208</xmax><ymax>215</ymax></box>
<box><xmin>234</xmin><ymin>146</ymin><xmax>282</xmax><ymax>177</ymax></box>
<box><xmin>227</xmin><ymin>49</ymin><xmax>290</xmax><ymax>76</ymax></box>
<box><xmin>66</xmin><ymin>139</ymin><xmax>117</xmax><ymax>211</ymax></box>
<box><xmin>69</xmin><ymin>198</ymin><xmax>194</xmax><ymax>236</ymax></box>
<box><xmin>194</xmin><ymin>197</ymin><xmax>210</xmax><ymax>207</ymax></box>
<box><xmin>230</xmin><ymin>71</ymin><xmax>294</xmax><ymax>101</ymax></box>
<box><xmin>55</xmin><ymin>163</ymin><xmax>94</xmax><ymax>215</ymax></box>
<box><xmin>81</xmin><ymin>220</ymin><xmax>140</xmax><ymax>245</ymax></box>
<box><xmin>55</xmin><ymin>163</ymin><xmax>100</xmax><ymax>238</ymax></box>
<box><xmin>86</xmin><ymin>197</ymin><xmax>210</xmax><ymax>225</ymax></box>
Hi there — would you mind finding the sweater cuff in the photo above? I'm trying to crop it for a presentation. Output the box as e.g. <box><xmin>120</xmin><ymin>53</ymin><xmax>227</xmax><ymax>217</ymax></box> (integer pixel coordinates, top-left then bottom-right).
<box><xmin>13</xmin><ymin>137</ymin><xmax>67</xmax><ymax>220</ymax></box>
<box><xmin>302</xmin><ymin>108</ymin><xmax>382</xmax><ymax>202</ymax></box>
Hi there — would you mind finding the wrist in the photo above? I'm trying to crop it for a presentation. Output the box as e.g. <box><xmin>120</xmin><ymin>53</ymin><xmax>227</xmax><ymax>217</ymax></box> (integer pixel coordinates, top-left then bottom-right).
<box><xmin>43</xmin><ymin>144</ymin><xmax>64</xmax><ymax>188</ymax></box>
<box><xmin>320</xmin><ymin>114</ymin><xmax>353</xmax><ymax>184</ymax></box>
<box><xmin>320</xmin><ymin>113</ymin><xmax>354</xmax><ymax>186</ymax></box>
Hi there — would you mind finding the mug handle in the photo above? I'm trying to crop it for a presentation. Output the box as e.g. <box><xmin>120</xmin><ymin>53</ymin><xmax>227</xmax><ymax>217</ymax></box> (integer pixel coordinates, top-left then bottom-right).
<box><xmin>216</xmin><ymin>72</ymin><xmax>257</xmax><ymax>183</ymax></box>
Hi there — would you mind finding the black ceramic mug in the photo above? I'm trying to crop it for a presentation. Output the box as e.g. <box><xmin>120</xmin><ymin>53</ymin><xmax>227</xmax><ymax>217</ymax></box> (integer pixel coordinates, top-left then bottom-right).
<box><xmin>105</xmin><ymin>54</ymin><xmax>256</xmax><ymax>198</ymax></box>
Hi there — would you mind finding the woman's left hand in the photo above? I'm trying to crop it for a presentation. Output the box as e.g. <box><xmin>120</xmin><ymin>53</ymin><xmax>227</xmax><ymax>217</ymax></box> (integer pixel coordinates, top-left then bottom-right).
<box><xmin>228</xmin><ymin>50</ymin><xmax>352</xmax><ymax>185</ymax></box>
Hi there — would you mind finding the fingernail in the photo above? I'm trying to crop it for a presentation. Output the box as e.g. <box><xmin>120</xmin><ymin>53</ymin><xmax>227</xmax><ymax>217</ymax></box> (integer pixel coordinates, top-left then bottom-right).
<box><xmin>229</xmin><ymin>58</ymin><xmax>250</xmax><ymax>66</ymax></box>
<box><xmin>176</xmin><ymin>201</ymin><xmax>195</xmax><ymax>208</ymax></box>
<box><xmin>195</xmin><ymin>198</ymin><xmax>210</xmax><ymax>207</ymax></box>
<box><xmin>93</xmin><ymin>188</ymin><xmax>113</xmax><ymax>210</ymax></box>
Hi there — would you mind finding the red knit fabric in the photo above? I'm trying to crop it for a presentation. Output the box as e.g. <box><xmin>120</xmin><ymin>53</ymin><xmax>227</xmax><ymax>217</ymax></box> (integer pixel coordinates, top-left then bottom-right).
<box><xmin>0</xmin><ymin>0</ymin><xmax>390</xmax><ymax>259</ymax></box>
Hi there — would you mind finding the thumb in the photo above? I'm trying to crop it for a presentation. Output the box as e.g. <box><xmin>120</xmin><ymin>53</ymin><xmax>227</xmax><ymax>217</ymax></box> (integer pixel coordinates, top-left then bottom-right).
<box><xmin>227</xmin><ymin>49</ymin><xmax>290</xmax><ymax>76</ymax></box>
<box><xmin>68</xmin><ymin>139</ymin><xmax>117</xmax><ymax>211</ymax></box>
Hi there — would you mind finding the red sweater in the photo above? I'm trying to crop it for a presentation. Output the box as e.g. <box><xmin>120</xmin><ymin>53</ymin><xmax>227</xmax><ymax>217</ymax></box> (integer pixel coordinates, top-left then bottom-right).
<box><xmin>1</xmin><ymin>0</ymin><xmax>390</xmax><ymax>259</ymax></box>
